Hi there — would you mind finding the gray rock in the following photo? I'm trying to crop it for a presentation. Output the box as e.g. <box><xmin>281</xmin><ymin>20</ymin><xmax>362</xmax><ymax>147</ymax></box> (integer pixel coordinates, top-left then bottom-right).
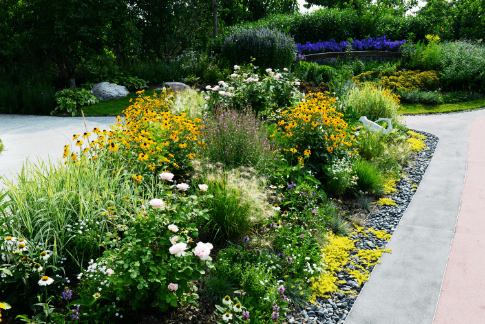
<box><xmin>91</xmin><ymin>82</ymin><xmax>129</xmax><ymax>101</ymax></box>
<box><xmin>157</xmin><ymin>82</ymin><xmax>190</xmax><ymax>93</ymax></box>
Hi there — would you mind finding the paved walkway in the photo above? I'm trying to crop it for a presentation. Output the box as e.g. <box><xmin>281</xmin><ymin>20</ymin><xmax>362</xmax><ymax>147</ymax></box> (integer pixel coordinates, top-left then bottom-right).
<box><xmin>346</xmin><ymin>109</ymin><xmax>485</xmax><ymax>324</ymax></box>
<box><xmin>1</xmin><ymin>111</ymin><xmax>485</xmax><ymax>323</ymax></box>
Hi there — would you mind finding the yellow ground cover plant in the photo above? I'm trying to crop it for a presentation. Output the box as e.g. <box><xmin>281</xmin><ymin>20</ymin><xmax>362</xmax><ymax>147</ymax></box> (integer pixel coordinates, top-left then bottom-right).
<box><xmin>270</xmin><ymin>92</ymin><xmax>357</xmax><ymax>168</ymax></box>
<box><xmin>309</xmin><ymin>226</ymin><xmax>391</xmax><ymax>303</ymax></box>
<box><xmin>65</xmin><ymin>89</ymin><xmax>205</xmax><ymax>180</ymax></box>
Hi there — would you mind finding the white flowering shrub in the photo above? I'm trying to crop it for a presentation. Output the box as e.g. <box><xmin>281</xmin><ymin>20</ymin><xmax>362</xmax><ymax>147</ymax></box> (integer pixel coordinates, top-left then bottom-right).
<box><xmin>324</xmin><ymin>155</ymin><xmax>359</xmax><ymax>195</ymax></box>
<box><xmin>78</xmin><ymin>181</ymin><xmax>215</xmax><ymax>312</ymax></box>
<box><xmin>204</xmin><ymin>64</ymin><xmax>302</xmax><ymax>115</ymax></box>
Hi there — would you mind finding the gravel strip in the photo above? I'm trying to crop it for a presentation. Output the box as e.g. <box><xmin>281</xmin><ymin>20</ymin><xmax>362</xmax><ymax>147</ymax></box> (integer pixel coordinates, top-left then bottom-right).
<box><xmin>285</xmin><ymin>130</ymin><xmax>439</xmax><ymax>324</ymax></box>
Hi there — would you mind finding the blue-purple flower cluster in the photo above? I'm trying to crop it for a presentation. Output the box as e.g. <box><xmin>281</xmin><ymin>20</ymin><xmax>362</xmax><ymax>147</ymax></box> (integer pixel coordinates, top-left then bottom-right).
<box><xmin>296</xmin><ymin>36</ymin><xmax>407</xmax><ymax>55</ymax></box>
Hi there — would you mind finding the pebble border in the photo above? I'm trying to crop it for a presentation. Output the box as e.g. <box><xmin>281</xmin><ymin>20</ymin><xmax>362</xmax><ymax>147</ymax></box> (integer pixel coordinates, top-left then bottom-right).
<box><xmin>285</xmin><ymin>130</ymin><xmax>439</xmax><ymax>324</ymax></box>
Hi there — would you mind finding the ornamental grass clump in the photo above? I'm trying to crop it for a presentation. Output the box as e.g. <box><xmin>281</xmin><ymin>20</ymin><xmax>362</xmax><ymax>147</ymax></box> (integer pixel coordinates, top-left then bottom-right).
<box><xmin>221</xmin><ymin>26</ymin><xmax>297</xmax><ymax>71</ymax></box>
<box><xmin>1</xmin><ymin>155</ymin><xmax>148</xmax><ymax>271</ymax></box>
<box><xmin>201</xmin><ymin>105</ymin><xmax>278</xmax><ymax>171</ymax></box>
<box><xmin>343</xmin><ymin>82</ymin><xmax>402</xmax><ymax>123</ymax></box>
<box><xmin>193</xmin><ymin>165</ymin><xmax>278</xmax><ymax>243</ymax></box>
<box><xmin>270</xmin><ymin>92</ymin><xmax>357</xmax><ymax>176</ymax></box>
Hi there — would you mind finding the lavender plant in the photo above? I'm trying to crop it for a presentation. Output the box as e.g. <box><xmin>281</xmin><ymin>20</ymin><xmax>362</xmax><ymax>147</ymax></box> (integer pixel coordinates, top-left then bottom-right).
<box><xmin>221</xmin><ymin>26</ymin><xmax>297</xmax><ymax>71</ymax></box>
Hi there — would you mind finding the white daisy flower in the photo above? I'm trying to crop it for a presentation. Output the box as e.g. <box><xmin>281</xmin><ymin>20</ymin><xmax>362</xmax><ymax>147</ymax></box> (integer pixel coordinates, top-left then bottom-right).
<box><xmin>222</xmin><ymin>312</ymin><xmax>233</xmax><ymax>322</ymax></box>
<box><xmin>38</xmin><ymin>276</ymin><xmax>54</xmax><ymax>286</ymax></box>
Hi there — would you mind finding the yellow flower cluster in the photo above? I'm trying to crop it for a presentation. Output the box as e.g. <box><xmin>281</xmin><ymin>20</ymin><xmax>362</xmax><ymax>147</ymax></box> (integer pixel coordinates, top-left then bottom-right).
<box><xmin>407</xmin><ymin>131</ymin><xmax>427</xmax><ymax>152</ymax></box>
<box><xmin>65</xmin><ymin>89</ymin><xmax>204</xmax><ymax>180</ymax></box>
<box><xmin>382</xmin><ymin>176</ymin><xmax>399</xmax><ymax>195</ymax></box>
<box><xmin>374</xmin><ymin>198</ymin><xmax>398</xmax><ymax>206</ymax></box>
<box><xmin>271</xmin><ymin>92</ymin><xmax>357</xmax><ymax>166</ymax></box>
<box><xmin>309</xmin><ymin>228</ymin><xmax>391</xmax><ymax>303</ymax></box>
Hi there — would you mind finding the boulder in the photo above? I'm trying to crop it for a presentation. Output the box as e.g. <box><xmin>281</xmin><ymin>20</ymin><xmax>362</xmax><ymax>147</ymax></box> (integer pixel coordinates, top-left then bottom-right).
<box><xmin>155</xmin><ymin>82</ymin><xmax>190</xmax><ymax>93</ymax></box>
<box><xmin>91</xmin><ymin>82</ymin><xmax>129</xmax><ymax>101</ymax></box>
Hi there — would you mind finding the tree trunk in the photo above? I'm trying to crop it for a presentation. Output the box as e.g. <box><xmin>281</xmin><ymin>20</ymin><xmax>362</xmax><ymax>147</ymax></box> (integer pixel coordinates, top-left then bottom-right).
<box><xmin>213</xmin><ymin>0</ymin><xmax>218</xmax><ymax>37</ymax></box>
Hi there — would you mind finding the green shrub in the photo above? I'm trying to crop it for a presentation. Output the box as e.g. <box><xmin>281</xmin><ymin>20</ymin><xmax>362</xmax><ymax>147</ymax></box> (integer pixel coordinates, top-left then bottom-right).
<box><xmin>77</xmin><ymin>187</ymin><xmax>213</xmax><ymax>313</ymax></box>
<box><xmin>0</xmin><ymin>139</ymin><xmax>3</xmax><ymax>153</ymax></box>
<box><xmin>219</xmin><ymin>26</ymin><xmax>297</xmax><ymax>71</ymax></box>
<box><xmin>437</xmin><ymin>40</ymin><xmax>485</xmax><ymax>92</ymax></box>
<box><xmin>344</xmin><ymin>83</ymin><xmax>402</xmax><ymax>123</ymax></box>
<box><xmin>394</xmin><ymin>88</ymin><xmax>444</xmax><ymax>104</ymax></box>
<box><xmin>420</xmin><ymin>34</ymin><xmax>442</xmax><ymax>71</ymax></box>
<box><xmin>296</xmin><ymin>61</ymin><xmax>335</xmax><ymax>83</ymax></box>
<box><xmin>354</xmin><ymin>159</ymin><xmax>384</xmax><ymax>194</ymax></box>
<box><xmin>51</xmin><ymin>88</ymin><xmax>99</xmax><ymax>116</ymax></box>
<box><xmin>116</xmin><ymin>75</ymin><xmax>147</xmax><ymax>92</ymax></box>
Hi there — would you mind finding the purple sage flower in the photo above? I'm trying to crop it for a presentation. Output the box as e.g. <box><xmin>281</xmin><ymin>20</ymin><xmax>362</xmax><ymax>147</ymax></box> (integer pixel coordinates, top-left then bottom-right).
<box><xmin>300</xmin><ymin>234</ymin><xmax>305</xmax><ymax>238</ymax></box>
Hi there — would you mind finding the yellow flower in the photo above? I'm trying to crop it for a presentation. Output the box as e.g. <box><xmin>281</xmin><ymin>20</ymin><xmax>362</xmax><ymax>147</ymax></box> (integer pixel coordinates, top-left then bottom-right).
<box><xmin>75</xmin><ymin>140</ymin><xmax>83</xmax><ymax>146</ymax></box>
<box><xmin>179</xmin><ymin>143</ymin><xmax>187</xmax><ymax>148</ymax></box>
<box><xmin>108</xmin><ymin>143</ymin><xmax>119</xmax><ymax>152</ymax></box>
<box><xmin>304</xmin><ymin>149</ymin><xmax>311</xmax><ymax>156</ymax></box>
<box><xmin>290</xmin><ymin>148</ymin><xmax>297</xmax><ymax>153</ymax></box>
<box><xmin>73</xmin><ymin>134</ymin><xmax>79</xmax><ymax>140</ymax></box>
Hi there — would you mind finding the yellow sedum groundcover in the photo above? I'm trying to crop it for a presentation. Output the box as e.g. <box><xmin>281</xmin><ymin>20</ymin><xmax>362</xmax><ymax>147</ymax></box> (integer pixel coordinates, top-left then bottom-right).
<box><xmin>309</xmin><ymin>226</ymin><xmax>391</xmax><ymax>303</ymax></box>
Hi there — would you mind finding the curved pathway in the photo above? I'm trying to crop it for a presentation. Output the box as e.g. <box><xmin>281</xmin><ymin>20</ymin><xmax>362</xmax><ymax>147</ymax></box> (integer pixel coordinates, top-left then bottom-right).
<box><xmin>0</xmin><ymin>114</ymin><xmax>117</xmax><ymax>191</ymax></box>
<box><xmin>345</xmin><ymin>109</ymin><xmax>485</xmax><ymax>324</ymax></box>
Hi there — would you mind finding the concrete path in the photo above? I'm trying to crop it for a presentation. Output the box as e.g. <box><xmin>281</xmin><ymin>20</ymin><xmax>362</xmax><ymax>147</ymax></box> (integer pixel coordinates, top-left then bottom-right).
<box><xmin>345</xmin><ymin>109</ymin><xmax>485</xmax><ymax>324</ymax></box>
<box><xmin>0</xmin><ymin>115</ymin><xmax>117</xmax><ymax>192</ymax></box>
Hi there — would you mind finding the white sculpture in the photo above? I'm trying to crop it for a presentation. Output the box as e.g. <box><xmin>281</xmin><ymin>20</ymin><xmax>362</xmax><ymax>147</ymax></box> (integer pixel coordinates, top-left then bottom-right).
<box><xmin>359</xmin><ymin>116</ymin><xmax>393</xmax><ymax>134</ymax></box>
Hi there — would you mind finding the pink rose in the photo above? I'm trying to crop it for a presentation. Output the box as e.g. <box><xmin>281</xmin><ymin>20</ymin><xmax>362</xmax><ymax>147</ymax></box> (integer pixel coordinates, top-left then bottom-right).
<box><xmin>169</xmin><ymin>243</ymin><xmax>187</xmax><ymax>257</ymax></box>
<box><xmin>177</xmin><ymin>183</ymin><xmax>190</xmax><ymax>191</ymax></box>
<box><xmin>219</xmin><ymin>91</ymin><xmax>226</xmax><ymax>96</ymax></box>
<box><xmin>205</xmin><ymin>96</ymin><xmax>210</xmax><ymax>100</ymax></box>
<box><xmin>234</xmin><ymin>65</ymin><xmax>240</xmax><ymax>70</ymax></box>
<box><xmin>295</xmin><ymin>81</ymin><xmax>300</xmax><ymax>86</ymax></box>
<box><xmin>168</xmin><ymin>224</ymin><xmax>179</xmax><ymax>232</ymax></box>
<box><xmin>198</xmin><ymin>184</ymin><xmax>208</xmax><ymax>191</ymax></box>
<box><xmin>230</xmin><ymin>74</ymin><xmax>238</xmax><ymax>78</ymax></box>
<box><xmin>107</xmin><ymin>268</ymin><xmax>115</xmax><ymax>276</ymax></box>
<box><xmin>274</xmin><ymin>73</ymin><xmax>282</xmax><ymax>79</ymax></box>
<box><xmin>159</xmin><ymin>172</ymin><xmax>174</xmax><ymax>182</ymax></box>
<box><xmin>149</xmin><ymin>198</ymin><xmax>164</xmax><ymax>209</ymax></box>
<box><xmin>194</xmin><ymin>242</ymin><xmax>213</xmax><ymax>260</ymax></box>
<box><xmin>168</xmin><ymin>283</ymin><xmax>178</xmax><ymax>291</ymax></box>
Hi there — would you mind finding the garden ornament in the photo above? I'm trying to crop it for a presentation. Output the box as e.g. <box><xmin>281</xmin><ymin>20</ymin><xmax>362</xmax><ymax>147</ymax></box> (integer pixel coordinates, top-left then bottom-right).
<box><xmin>359</xmin><ymin>116</ymin><xmax>393</xmax><ymax>134</ymax></box>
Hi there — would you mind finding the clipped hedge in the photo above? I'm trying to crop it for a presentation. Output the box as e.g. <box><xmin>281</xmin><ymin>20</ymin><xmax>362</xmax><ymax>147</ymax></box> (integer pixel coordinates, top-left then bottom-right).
<box><xmin>210</xmin><ymin>8</ymin><xmax>432</xmax><ymax>50</ymax></box>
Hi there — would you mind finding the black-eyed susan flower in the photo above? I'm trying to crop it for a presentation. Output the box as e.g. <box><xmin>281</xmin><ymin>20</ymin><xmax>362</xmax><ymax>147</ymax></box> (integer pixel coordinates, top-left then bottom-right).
<box><xmin>304</xmin><ymin>149</ymin><xmax>311</xmax><ymax>156</ymax></box>
<box><xmin>75</xmin><ymin>140</ymin><xmax>83</xmax><ymax>146</ymax></box>
<box><xmin>108</xmin><ymin>143</ymin><xmax>119</xmax><ymax>152</ymax></box>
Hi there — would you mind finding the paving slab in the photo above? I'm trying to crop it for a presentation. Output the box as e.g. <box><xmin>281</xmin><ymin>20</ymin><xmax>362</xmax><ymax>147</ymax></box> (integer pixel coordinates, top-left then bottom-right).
<box><xmin>345</xmin><ymin>109</ymin><xmax>485</xmax><ymax>324</ymax></box>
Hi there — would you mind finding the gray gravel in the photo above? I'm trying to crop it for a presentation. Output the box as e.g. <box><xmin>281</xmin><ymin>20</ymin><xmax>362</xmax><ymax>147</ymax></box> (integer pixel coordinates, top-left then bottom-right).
<box><xmin>284</xmin><ymin>129</ymin><xmax>439</xmax><ymax>324</ymax></box>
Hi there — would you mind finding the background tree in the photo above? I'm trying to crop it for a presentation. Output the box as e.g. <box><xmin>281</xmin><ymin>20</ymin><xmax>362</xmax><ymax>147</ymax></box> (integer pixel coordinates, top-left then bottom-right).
<box><xmin>1</xmin><ymin>0</ymin><xmax>140</xmax><ymax>89</ymax></box>
<box><xmin>417</xmin><ymin>0</ymin><xmax>485</xmax><ymax>40</ymax></box>
<box><xmin>127</xmin><ymin>0</ymin><xmax>213</xmax><ymax>61</ymax></box>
